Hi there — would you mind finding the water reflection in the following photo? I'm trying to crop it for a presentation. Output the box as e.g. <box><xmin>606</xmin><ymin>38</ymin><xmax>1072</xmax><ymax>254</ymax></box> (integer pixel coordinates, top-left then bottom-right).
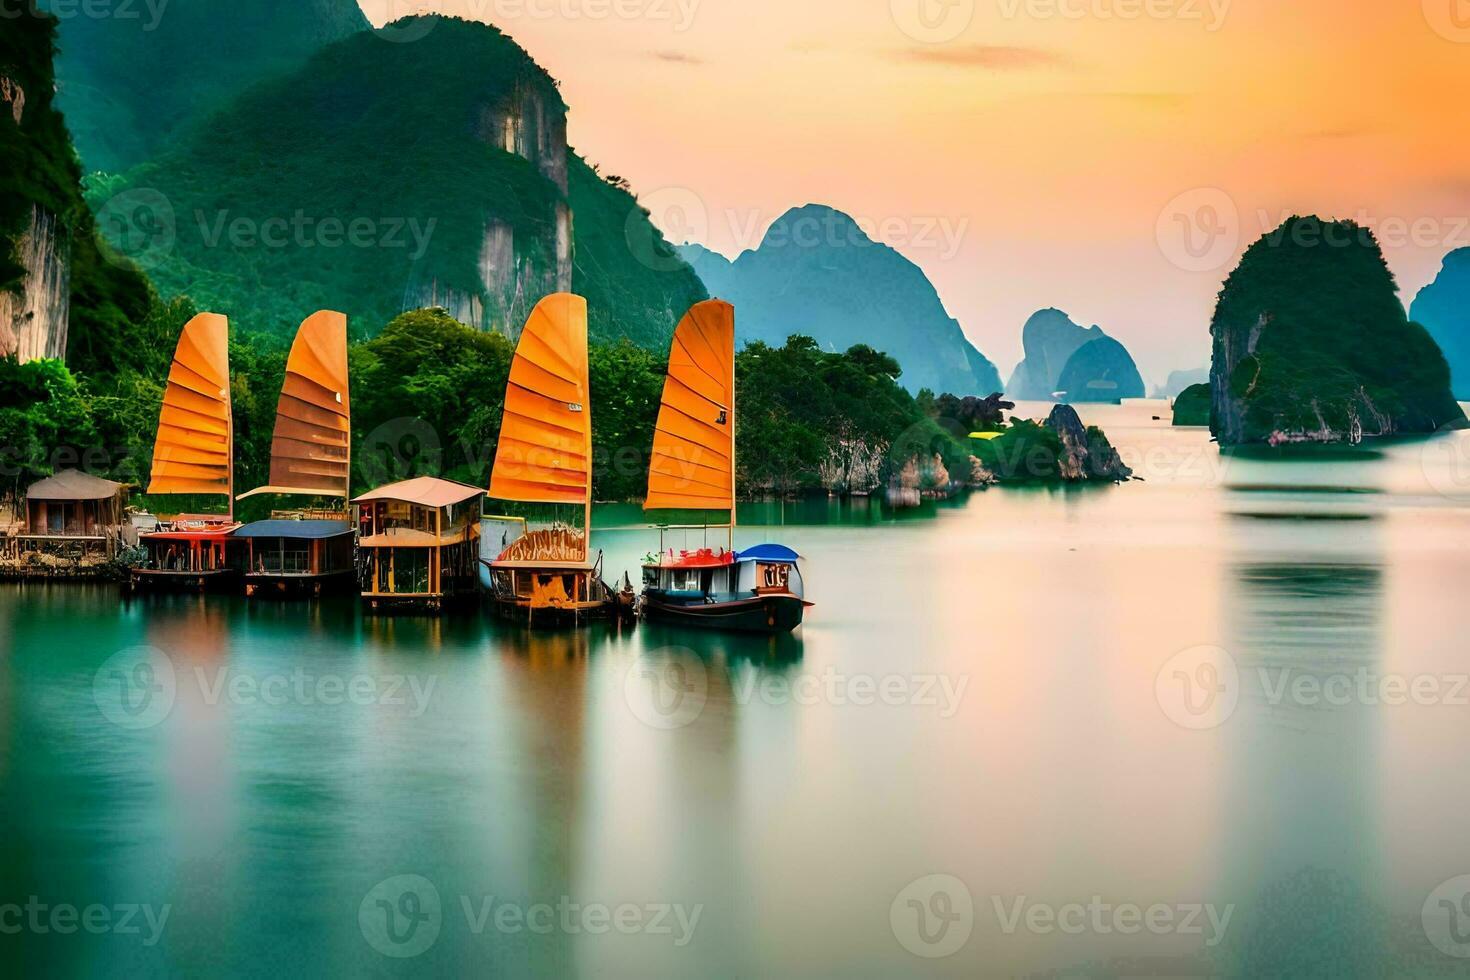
<box><xmin>1218</xmin><ymin>550</ymin><xmax>1385</xmax><ymax>977</ymax></box>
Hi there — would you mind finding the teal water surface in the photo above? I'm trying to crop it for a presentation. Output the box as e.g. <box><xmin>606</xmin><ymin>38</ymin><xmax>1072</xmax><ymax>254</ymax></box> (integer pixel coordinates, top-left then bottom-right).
<box><xmin>5</xmin><ymin>401</ymin><xmax>1470</xmax><ymax>977</ymax></box>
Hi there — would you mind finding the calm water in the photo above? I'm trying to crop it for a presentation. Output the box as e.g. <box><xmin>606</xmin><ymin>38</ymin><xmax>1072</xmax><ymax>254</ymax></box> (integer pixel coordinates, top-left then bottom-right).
<box><xmin>6</xmin><ymin>401</ymin><xmax>1470</xmax><ymax>977</ymax></box>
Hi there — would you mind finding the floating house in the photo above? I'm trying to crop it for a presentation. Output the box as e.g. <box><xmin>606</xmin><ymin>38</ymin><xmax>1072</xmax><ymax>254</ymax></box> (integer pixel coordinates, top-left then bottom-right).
<box><xmin>235</xmin><ymin>311</ymin><xmax>354</xmax><ymax>597</ymax></box>
<box><xmin>131</xmin><ymin>313</ymin><xmax>243</xmax><ymax>592</ymax></box>
<box><xmin>478</xmin><ymin>294</ymin><xmax>621</xmax><ymax>626</ymax></box>
<box><xmin>233</xmin><ymin>519</ymin><xmax>355</xmax><ymax>597</ymax></box>
<box><xmin>353</xmin><ymin>477</ymin><xmax>483</xmax><ymax>611</ymax></box>
<box><xmin>10</xmin><ymin>469</ymin><xmax>130</xmax><ymax>560</ymax></box>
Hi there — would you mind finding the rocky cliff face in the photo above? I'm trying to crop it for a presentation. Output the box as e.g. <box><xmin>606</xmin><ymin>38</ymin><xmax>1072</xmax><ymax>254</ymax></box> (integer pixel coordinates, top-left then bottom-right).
<box><xmin>1410</xmin><ymin>247</ymin><xmax>1470</xmax><ymax>400</ymax></box>
<box><xmin>677</xmin><ymin>207</ymin><xmax>1002</xmax><ymax>396</ymax></box>
<box><xmin>0</xmin><ymin>205</ymin><xmax>70</xmax><ymax>361</ymax></box>
<box><xmin>1045</xmin><ymin>404</ymin><xmax>1132</xmax><ymax>481</ymax></box>
<box><xmin>1210</xmin><ymin>216</ymin><xmax>1464</xmax><ymax>445</ymax></box>
<box><xmin>1006</xmin><ymin>309</ymin><xmax>1104</xmax><ymax>399</ymax></box>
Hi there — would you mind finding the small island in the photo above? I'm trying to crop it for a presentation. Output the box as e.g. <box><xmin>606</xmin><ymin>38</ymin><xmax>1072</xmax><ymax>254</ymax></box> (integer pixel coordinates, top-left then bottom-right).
<box><xmin>1209</xmin><ymin>216</ymin><xmax>1464</xmax><ymax>445</ymax></box>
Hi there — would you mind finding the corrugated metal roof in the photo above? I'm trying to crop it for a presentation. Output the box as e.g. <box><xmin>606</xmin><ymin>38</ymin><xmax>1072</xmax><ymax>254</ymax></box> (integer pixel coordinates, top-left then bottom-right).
<box><xmin>351</xmin><ymin>477</ymin><xmax>484</xmax><ymax>508</ymax></box>
<box><xmin>233</xmin><ymin>519</ymin><xmax>352</xmax><ymax>539</ymax></box>
<box><xmin>27</xmin><ymin>469</ymin><xmax>125</xmax><ymax>501</ymax></box>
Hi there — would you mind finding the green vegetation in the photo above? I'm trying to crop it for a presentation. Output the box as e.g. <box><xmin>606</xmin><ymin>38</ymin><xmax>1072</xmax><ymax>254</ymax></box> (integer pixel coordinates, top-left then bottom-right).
<box><xmin>570</xmin><ymin>154</ymin><xmax>708</xmax><ymax>351</ymax></box>
<box><xmin>1172</xmin><ymin>382</ymin><xmax>1211</xmax><ymax>426</ymax></box>
<box><xmin>0</xmin><ymin>11</ymin><xmax>153</xmax><ymax>374</ymax></box>
<box><xmin>53</xmin><ymin>0</ymin><xmax>369</xmax><ymax>172</ymax></box>
<box><xmin>5</xmin><ymin>13</ymin><xmax>1126</xmax><ymax>509</ymax></box>
<box><xmin>86</xmin><ymin>16</ymin><xmax>705</xmax><ymax>348</ymax></box>
<box><xmin>1211</xmin><ymin>216</ymin><xmax>1464</xmax><ymax>444</ymax></box>
<box><xmin>350</xmin><ymin>321</ymin><xmax>973</xmax><ymax>500</ymax></box>
<box><xmin>968</xmin><ymin>416</ymin><xmax>1129</xmax><ymax>483</ymax></box>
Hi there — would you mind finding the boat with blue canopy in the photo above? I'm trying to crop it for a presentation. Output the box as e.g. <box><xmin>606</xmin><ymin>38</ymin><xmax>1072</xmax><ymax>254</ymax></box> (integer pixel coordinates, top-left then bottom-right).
<box><xmin>638</xmin><ymin>300</ymin><xmax>812</xmax><ymax>633</ymax></box>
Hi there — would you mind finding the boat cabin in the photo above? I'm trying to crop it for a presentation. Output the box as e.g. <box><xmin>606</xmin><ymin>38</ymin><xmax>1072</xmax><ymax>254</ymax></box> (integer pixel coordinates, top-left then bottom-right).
<box><xmin>136</xmin><ymin>517</ymin><xmax>242</xmax><ymax>581</ymax></box>
<box><xmin>17</xmin><ymin>469</ymin><xmax>131</xmax><ymax>558</ymax></box>
<box><xmin>233</xmin><ymin>519</ymin><xmax>355</xmax><ymax>597</ymax></box>
<box><xmin>643</xmin><ymin>544</ymin><xmax>806</xmax><ymax>600</ymax></box>
<box><xmin>353</xmin><ymin>477</ymin><xmax>482</xmax><ymax>611</ymax></box>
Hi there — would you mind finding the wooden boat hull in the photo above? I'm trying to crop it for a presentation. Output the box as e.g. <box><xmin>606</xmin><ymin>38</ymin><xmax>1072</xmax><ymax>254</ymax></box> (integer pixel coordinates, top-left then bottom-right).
<box><xmin>129</xmin><ymin>567</ymin><xmax>240</xmax><ymax>594</ymax></box>
<box><xmin>243</xmin><ymin>570</ymin><xmax>356</xmax><ymax>599</ymax></box>
<box><xmin>487</xmin><ymin>595</ymin><xmax>618</xmax><ymax>628</ymax></box>
<box><xmin>640</xmin><ymin>591</ymin><xmax>807</xmax><ymax>634</ymax></box>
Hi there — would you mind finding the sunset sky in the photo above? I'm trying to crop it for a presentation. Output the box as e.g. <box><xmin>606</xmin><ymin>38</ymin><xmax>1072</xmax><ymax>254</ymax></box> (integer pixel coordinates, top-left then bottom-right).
<box><xmin>359</xmin><ymin>0</ymin><xmax>1470</xmax><ymax>385</ymax></box>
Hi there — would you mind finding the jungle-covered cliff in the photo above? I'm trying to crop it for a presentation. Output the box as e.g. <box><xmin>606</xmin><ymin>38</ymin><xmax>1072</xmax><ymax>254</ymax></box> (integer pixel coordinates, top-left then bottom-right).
<box><xmin>1209</xmin><ymin>216</ymin><xmax>1463</xmax><ymax>445</ymax></box>
<box><xmin>0</xmin><ymin>11</ymin><xmax>151</xmax><ymax>373</ymax></box>
<box><xmin>88</xmin><ymin>16</ymin><xmax>706</xmax><ymax>347</ymax></box>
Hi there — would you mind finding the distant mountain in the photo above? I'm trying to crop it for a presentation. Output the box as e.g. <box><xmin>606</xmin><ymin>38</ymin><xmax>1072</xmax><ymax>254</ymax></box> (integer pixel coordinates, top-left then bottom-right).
<box><xmin>90</xmin><ymin>16</ymin><xmax>705</xmax><ymax>346</ymax></box>
<box><xmin>678</xmin><ymin>206</ymin><xmax>1002</xmax><ymax>396</ymax></box>
<box><xmin>1156</xmin><ymin>367</ymin><xmax>1209</xmax><ymax>399</ymax></box>
<box><xmin>1410</xmin><ymin>247</ymin><xmax>1470</xmax><ymax>400</ymax></box>
<box><xmin>1005</xmin><ymin>308</ymin><xmax>1142</xmax><ymax>402</ymax></box>
<box><xmin>51</xmin><ymin>0</ymin><xmax>370</xmax><ymax>173</ymax></box>
<box><xmin>1211</xmin><ymin>216</ymin><xmax>1462</xmax><ymax>445</ymax></box>
<box><xmin>1006</xmin><ymin>309</ymin><xmax>1103</xmax><ymax>399</ymax></box>
<box><xmin>1056</xmin><ymin>336</ymin><xmax>1145</xmax><ymax>403</ymax></box>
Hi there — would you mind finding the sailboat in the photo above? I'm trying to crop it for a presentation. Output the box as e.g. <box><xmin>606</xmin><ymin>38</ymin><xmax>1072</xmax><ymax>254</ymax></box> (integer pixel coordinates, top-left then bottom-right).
<box><xmin>130</xmin><ymin>312</ymin><xmax>243</xmax><ymax>592</ymax></box>
<box><xmin>233</xmin><ymin>310</ymin><xmax>356</xmax><ymax>597</ymax></box>
<box><xmin>639</xmin><ymin>299</ymin><xmax>811</xmax><ymax>633</ymax></box>
<box><xmin>478</xmin><ymin>293</ymin><xmax>618</xmax><ymax>625</ymax></box>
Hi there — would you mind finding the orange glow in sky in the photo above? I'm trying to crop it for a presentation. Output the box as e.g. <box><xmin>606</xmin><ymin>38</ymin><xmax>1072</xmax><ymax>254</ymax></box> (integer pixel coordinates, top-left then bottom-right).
<box><xmin>360</xmin><ymin>0</ymin><xmax>1470</xmax><ymax>384</ymax></box>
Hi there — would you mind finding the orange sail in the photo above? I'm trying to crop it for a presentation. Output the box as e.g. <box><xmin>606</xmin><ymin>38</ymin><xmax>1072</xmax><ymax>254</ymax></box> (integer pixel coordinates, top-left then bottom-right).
<box><xmin>487</xmin><ymin>293</ymin><xmax>592</xmax><ymax>506</ymax></box>
<box><xmin>238</xmin><ymin>310</ymin><xmax>351</xmax><ymax>500</ymax></box>
<box><xmin>644</xmin><ymin>299</ymin><xmax>736</xmax><ymax>516</ymax></box>
<box><xmin>147</xmin><ymin>312</ymin><xmax>233</xmax><ymax>498</ymax></box>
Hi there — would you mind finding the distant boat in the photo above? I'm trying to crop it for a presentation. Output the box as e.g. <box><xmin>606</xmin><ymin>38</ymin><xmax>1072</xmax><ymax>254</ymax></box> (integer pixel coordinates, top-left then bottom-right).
<box><xmin>478</xmin><ymin>293</ymin><xmax>618</xmax><ymax>626</ymax></box>
<box><xmin>638</xmin><ymin>299</ymin><xmax>811</xmax><ymax>634</ymax></box>
<box><xmin>234</xmin><ymin>310</ymin><xmax>355</xmax><ymax>597</ymax></box>
<box><xmin>130</xmin><ymin>313</ymin><xmax>242</xmax><ymax>592</ymax></box>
